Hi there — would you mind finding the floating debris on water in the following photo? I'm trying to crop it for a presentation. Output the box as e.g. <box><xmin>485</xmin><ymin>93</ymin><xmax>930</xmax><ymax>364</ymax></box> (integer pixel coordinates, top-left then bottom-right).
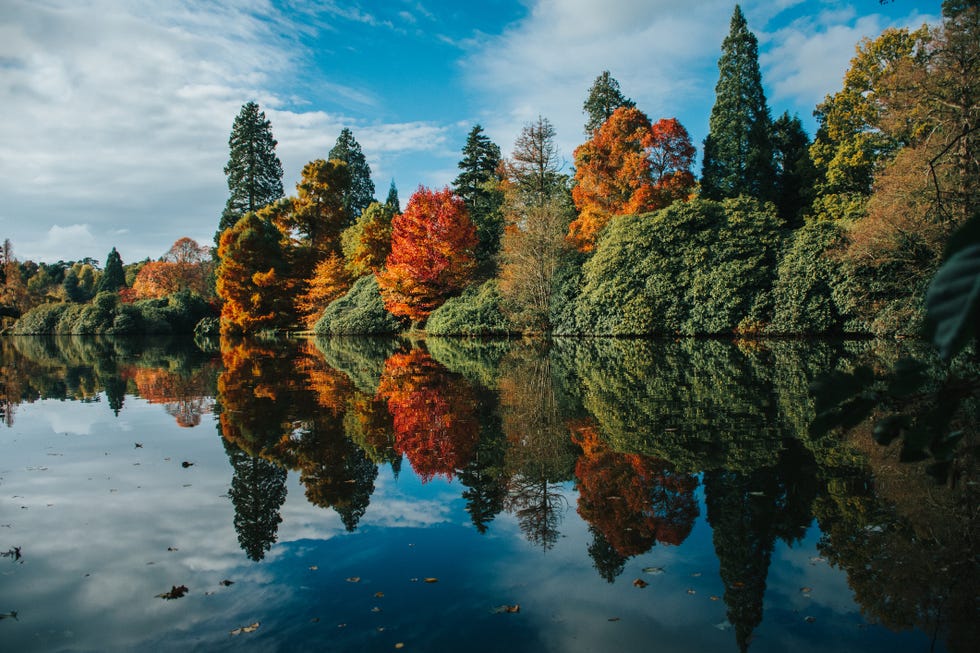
<box><xmin>641</xmin><ymin>567</ymin><xmax>665</xmax><ymax>575</ymax></box>
<box><xmin>230</xmin><ymin>622</ymin><xmax>259</xmax><ymax>635</ymax></box>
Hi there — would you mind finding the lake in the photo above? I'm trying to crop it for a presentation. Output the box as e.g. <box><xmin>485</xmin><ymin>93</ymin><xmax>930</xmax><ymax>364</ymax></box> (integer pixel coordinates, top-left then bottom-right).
<box><xmin>0</xmin><ymin>335</ymin><xmax>974</xmax><ymax>652</ymax></box>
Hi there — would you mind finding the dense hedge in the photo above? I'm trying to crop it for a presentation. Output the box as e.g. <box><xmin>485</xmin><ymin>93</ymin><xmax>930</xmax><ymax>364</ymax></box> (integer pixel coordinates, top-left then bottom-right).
<box><xmin>425</xmin><ymin>279</ymin><xmax>516</xmax><ymax>336</ymax></box>
<box><xmin>313</xmin><ymin>275</ymin><xmax>405</xmax><ymax>336</ymax></box>
<box><xmin>573</xmin><ymin>197</ymin><xmax>782</xmax><ymax>335</ymax></box>
<box><xmin>13</xmin><ymin>290</ymin><xmax>215</xmax><ymax>335</ymax></box>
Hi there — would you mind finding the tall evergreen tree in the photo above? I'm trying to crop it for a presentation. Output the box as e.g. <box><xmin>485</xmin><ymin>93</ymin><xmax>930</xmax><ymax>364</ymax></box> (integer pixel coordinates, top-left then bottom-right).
<box><xmin>384</xmin><ymin>180</ymin><xmax>400</xmax><ymax>212</ymax></box>
<box><xmin>452</xmin><ymin>125</ymin><xmax>505</xmax><ymax>269</ymax></box>
<box><xmin>217</xmin><ymin>102</ymin><xmax>285</xmax><ymax>245</ymax></box>
<box><xmin>582</xmin><ymin>70</ymin><xmax>635</xmax><ymax>135</ymax></box>
<box><xmin>329</xmin><ymin>128</ymin><xmax>375</xmax><ymax>220</ymax></box>
<box><xmin>700</xmin><ymin>6</ymin><xmax>775</xmax><ymax>202</ymax></box>
<box><xmin>97</xmin><ymin>247</ymin><xmax>125</xmax><ymax>293</ymax></box>
<box><xmin>771</xmin><ymin>112</ymin><xmax>817</xmax><ymax>228</ymax></box>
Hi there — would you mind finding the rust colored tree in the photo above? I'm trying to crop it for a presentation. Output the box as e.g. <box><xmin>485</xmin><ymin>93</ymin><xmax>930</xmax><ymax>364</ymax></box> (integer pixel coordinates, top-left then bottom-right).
<box><xmin>377</xmin><ymin>348</ymin><xmax>479</xmax><ymax>482</ymax></box>
<box><xmin>569</xmin><ymin>107</ymin><xmax>696</xmax><ymax>251</ymax></box>
<box><xmin>377</xmin><ymin>187</ymin><xmax>477</xmax><ymax>323</ymax></box>
<box><xmin>132</xmin><ymin>237</ymin><xmax>214</xmax><ymax>300</ymax></box>
<box><xmin>294</xmin><ymin>253</ymin><xmax>352</xmax><ymax>329</ymax></box>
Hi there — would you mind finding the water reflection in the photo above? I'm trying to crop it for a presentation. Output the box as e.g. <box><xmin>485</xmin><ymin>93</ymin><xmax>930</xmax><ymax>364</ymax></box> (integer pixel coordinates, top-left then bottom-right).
<box><xmin>1</xmin><ymin>335</ymin><xmax>976</xmax><ymax>652</ymax></box>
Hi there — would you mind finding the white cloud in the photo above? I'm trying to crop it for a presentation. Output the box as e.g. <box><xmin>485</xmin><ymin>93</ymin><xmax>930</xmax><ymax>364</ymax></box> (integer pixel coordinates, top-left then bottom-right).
<box><xmin>0</xmin><ymin>0</ymin><xmax>455</xmax><ymax>263</ymax></box>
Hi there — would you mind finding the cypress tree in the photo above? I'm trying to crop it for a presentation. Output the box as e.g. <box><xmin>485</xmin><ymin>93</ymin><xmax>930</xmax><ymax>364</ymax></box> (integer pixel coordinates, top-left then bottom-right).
<box><xmin>582</xmin><ymin>71</ymin><xmax>635</xmax><ymax>135</ymax></box>
<box><xmin>97</xmin><ymin>247</ymin><xmax>125</xmax><ymax>293</ymax></box>
<box><xmin>217</xmin><ymin>102</ymin><xmax>284</xmax><ymax>245</ymax></box>
<box><xmin>771</xmin><ymin>112</ymin><xmax>816</xmax><ymax>228</ymax></box>
<box><xmin>452</xmin><ymin>125</ymin><xmax>505</xmax><ymax>270</ymax></box>
<box><xmin>385</xmin><ymin>180</ymin><xmax>400</xmax><ymax>212</ymax></box>
<box><xmin>700</xmin><ymin>5</ymin><xmax>775</xmax><ymax>202</ymax></box>
<box><xmin>329</xmin><ymin>128</ymin><xmax>375</xmax><ymax>220</ymax></box>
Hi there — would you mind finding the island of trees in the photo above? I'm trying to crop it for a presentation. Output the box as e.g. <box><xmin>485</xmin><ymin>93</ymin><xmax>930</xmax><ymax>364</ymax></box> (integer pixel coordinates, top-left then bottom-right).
<box><xmin>2</xmin><ymin>3</ymin><xmax>977</xmax><ymax>345</ymax></box>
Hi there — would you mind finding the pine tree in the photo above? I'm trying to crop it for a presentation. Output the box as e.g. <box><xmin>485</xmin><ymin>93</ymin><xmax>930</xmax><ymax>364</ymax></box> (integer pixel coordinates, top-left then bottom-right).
<box><xmin>97</xmin><ymin>247</ymin><xmax>125</xmax><ymax>293</ymax></box>
<box><xmin>217</xmin><ymin>102</ymin><xmax>285</xmax><ymax>244</ymax></box>
<box><xmin>583</xmin><ymin>71</ymin><xmax>635</xmax><ymax>135</ymax></box>
<box><xmin>385</xmin><ymin>180</ymin><xmax>400</xmax><ymax>212</ymax></box>
<box><xmin>329</xmin><ymin>128</ymin><xmax>375</xmax><ymax>220</ymax></box>
<box><xmin>452</xmin><ymin>125</ymin><xmax>505</xmax><ymax>270</ymax></box>
<box><xmin>700</xmin><ymin>6</ymin><xmax>775</xmax><ymax>202</ymax></box>
<box><xmin>771</xmin><ymin>113</ymin><xmax>816</xmax><ymax>228</ymax></box>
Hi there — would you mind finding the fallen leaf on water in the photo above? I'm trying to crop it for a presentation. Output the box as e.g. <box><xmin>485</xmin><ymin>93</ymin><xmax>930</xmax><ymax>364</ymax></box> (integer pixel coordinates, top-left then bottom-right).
<box><xmin>337</xmin><ymin>623</ymin><xmax>347</xmax><ymax>628</ymax></box>
<box><xmin>156</xmin><ymin>585</ymin><xmax>189</xmax><ymax>600</ymax></box>
<box><xmin>731</xmin><ymin>581</ymin><xmax>745</xmax><ymax>588</ymax></box>
<box><xmin>632</xmin><ymin>579</ymin><xmax>648</xmax><ymax>588</ymax></box>
<box><xmin>395</xmin><ymin>643</ymin><xmax>405</xmax><ymax>649</ymax></box>
<box><xmin>709</xmin><ymin>595</ymin><xmax>720</xmax><ymax>601</ymax></box>
<box><xmin>492</xmin><ymin>604</ymin><xmax>520</xmax><ymax>614</ymax></box>
<box><xmin>377</xmin><ymin>626</ymin><xmax>386</xmax><ymax>632</ymax></box>
<box><xmin>230</xmin><ymin>622</ymin><xmax>260</xmax><ymax>635</ymax></box>
<box><xmin>641</xmin><ymin>566</ymin><xmax>665</xmax><ymax>575</ymax></box>
<box><xmin>800</xmin><ymin>586</ymin><xmax>812</xmax><ymax>594</ymax></box>
<box><xmin>374</xmin><ymin>591</ymin><xmax>384</xmax><ymax>598</ymax></box>
<box><xmin>410</xmin><ymin>578</ymin><xmax>419</xmax><ymax>583</ymax></box>
<box><xmin>345</xmin><ymin>576</ymin><xmax>359</xmax><ymax>582</ymax></box>
<box><xmin>309</xmin><ymin>566</ymin><xmax>318</xmax><ymax>571</ymax></box>
<box><xmin>135</xmin><ymin>443</ymin><xmax>143</xmax><ymax>448</ymax></box>
<box><xmin>181</xmin><ymin>461</ymin><xmax>194</xmax><ymax>468</ymax></box>
<box><xmin>220</xmin><ymin>579</ymin><xmax>234</xmax><ymax>586</ymax></box>
<box><xmin>804</xmin><ymin>616</ymin><xmax>816</xmax><ymax>623</ymax></box>
<box><xmin>205</xmin><ymin>591</ymin><xmax>216</xmax><ymax>596</ymax></box>
<box><xmin>690</xmin><ymin>572</ymin><xmax>702</xmax><ymax>578</ymax></box>
<box><xmin>371</xmin><ymin>607</ymin><xmax>382</xmax><ymax>613</ymax></box>
<box><xmin>423</xmin><ymin>578</ymin><xmax>438</xmax><ymax>583</ymax></box>
<box><xmin>167</xmin><ymin>547</ymin><xmax>179</xmax><ymax>552</ymax></box>
<box><xmin>686</xmin><ymin>589</ymin><xmax>696</xmax><ymax>595</ymax></box>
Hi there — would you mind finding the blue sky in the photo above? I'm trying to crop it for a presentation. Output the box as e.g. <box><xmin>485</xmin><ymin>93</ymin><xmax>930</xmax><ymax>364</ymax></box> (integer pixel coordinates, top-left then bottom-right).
<box><xmin>0</xmin><ymin>0</ymin><xmax>942</xmax><ymax>263</ymax></box>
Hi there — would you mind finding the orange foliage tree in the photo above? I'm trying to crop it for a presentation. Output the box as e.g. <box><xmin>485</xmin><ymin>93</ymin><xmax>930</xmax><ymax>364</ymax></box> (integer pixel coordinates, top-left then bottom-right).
<box><xmin>377</xmin><ymin>348</ymin><xmax>479</xmax><ymax>482</ymax></box>
<box><xmin>377</xmin><ymin>187</ymin><xmax>477</xmax><ymax>322</ymax></box>
<box><xmin>132</xmin><ymin>237</ymin><xmax>214</xmax><ymax>300</ymax></box>
<box><xmin>216</xmin><ymin>211</ymin><xmax>295</xmax><ymax>335</ymax></box>
<box><xmin>294</xmin><ymin>253</ymin><xmax>352</xmax><ymax>329</ymax></box>
<box><xmin>569</xmin><ymin>107</ymin><xmax>696</xmax><ymax>251</ymax></box>
<box><xmin>572</xmin><ymin>421</ymin><xmax>699</xmax><ymax>557</ymax></box>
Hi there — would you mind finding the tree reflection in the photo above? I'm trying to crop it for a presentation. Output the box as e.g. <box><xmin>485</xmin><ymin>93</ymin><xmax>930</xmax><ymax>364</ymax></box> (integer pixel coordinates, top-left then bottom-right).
<box><xmin>224</xmin><ymin>439</ymin><xmax>288</xmax><ymax>561</ymax></box>
<box><xmin>377</xmin><ymin>348</ymin><xmax>479</xmax><ymax>483</ymax></box>
<box><xmin>498</xmin><ymin>344</ymin><xmax>578</xmax><ymax>550</ymax></box>
<box><xmin>572</xmin><ymin>420</ymin><xmax>699</xmax><ymax>575</ymax></box>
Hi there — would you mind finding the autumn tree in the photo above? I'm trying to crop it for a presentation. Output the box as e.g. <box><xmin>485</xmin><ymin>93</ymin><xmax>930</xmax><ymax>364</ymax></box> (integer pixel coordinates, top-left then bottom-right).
<box><xmin>700</xmin><ymin>5</ymin><xmax>775</xmax><ymax>202</ymax></box>
<box><xmin>0</xmin><ymin>240</ymin><xmax>27</xmax><ymax>319</ymax></box>
<box><xmin>97</xmin><ymin>247</ymin><xmax>125</xmax><ymax>293</ymax></box>
<box><xmin>341</xmin><ymin>201</ymin><xmax>395</xmax><ymax>278</ymax></box>
<box><xmin>811</xmin><ymin>26</ymin><xmax>930</xmax><ymax>201</ymax></box>
<box><xmin>377</xmin><ymin>187</ymin><xmax>478</xmax><ymax>323</ymax></box>
<box><xmin>329</xmin><ymin>128</ymin><xmax>375</xmax><ymax>220</ymax></box>
<box><xmin>295</xmin><ymin>253</ymin><xmax>352</xmax><ymax>329</ymax></box>
<box><xmin>453</xmin><ymin>124</ymin><xmax>505</xmax><ymax>271</ymax></box>
<box><xmin>570</xmin><ymin>107</ymin><xmax>696</xmax><ymax>251</ymax></box>
<box><xmin>132</xmin><ymin>238</ymin><xmax>213</xmax><ymax>300</ymax></box>
<box><xmin>216</xmin><ymin>210</ymin><xmax>295</xmax><ymax>335</ymax></box>
<box><xmin>217</xmin><ymin>102</ymin><xmax>284</xmax><ymax>245</ymax></box>
<box><xmin>582</xmin><ymin>70</ymin><xmax>635</xmax><ymax>135</ymax></box>
<box><xmin>276</xmin><ymin>159</ymin><xmax>351</xmax><ymax>264</ymax></box>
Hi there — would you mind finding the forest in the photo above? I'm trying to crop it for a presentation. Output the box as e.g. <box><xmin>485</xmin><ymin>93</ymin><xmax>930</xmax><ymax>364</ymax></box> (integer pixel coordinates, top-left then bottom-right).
<box><xmin>1</xmin><ymin>3</ymin><xmax>977</xmax><ymax>347</ymax></box>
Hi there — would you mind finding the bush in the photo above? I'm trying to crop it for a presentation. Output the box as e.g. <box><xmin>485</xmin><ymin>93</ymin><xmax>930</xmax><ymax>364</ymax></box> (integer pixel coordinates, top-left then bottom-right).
<box><xmin>574</xmin><ymin>197</ymin><xmax>782</xmax><ymax>335</ymax></box>
<box><xmin>426</xmin><ymin>279</ymin><xmax>516</xmax><ymax>336</ymax></box>
<box><xmin>313</xmin><ymin>275</ymin><xmax>405</xmax><ymax>335</ymax></box>
<box><xmin>768</xmin><ymin>219</ymin><xmax>852</xmax><ymax>334</ymax></box>
<box><xmin>11</xmin><ymin>303</ymin><xmax>69</xmax><ymax>334</ymax></box>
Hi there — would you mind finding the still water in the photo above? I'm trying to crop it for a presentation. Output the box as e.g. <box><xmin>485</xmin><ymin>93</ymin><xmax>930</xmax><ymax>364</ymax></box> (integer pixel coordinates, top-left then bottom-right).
<box><xmin>0</xmin><ymin>336</ymin><xmax>975</xmax><ymax>652</ymax></box>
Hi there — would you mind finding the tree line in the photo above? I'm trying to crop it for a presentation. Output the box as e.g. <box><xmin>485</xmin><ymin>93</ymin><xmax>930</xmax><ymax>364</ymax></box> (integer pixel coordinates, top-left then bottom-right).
<box><xmin>5</xmin><ymin>2</ymin><xmax>976</xmax><ymax>341</ymax></box>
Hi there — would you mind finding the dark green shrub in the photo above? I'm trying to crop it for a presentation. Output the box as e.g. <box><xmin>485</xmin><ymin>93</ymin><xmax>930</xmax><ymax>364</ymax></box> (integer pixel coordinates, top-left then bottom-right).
<box><xmin>314</xmin><ymin>275</ymin><xmax>405</xmax><ymax>335</ymax></box>
<box><xmin>426</xmin><ymin>279</ymin><xmax>515</xmax><ymax>336</ymax></box>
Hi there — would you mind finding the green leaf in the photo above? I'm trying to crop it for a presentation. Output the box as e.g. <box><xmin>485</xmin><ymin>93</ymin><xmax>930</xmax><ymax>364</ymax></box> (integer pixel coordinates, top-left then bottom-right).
<box><xmin>925</xmin><ymin>243</ymin><xmax>980</xmax><ymax>360</ymax></box>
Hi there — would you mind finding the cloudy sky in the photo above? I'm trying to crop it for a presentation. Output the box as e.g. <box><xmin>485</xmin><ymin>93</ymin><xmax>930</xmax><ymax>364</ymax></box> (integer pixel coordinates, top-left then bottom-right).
<box><xmin>1</xmin><ymin>0</ymin><xmax>941</xmax><ymax>263</ymax></box>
